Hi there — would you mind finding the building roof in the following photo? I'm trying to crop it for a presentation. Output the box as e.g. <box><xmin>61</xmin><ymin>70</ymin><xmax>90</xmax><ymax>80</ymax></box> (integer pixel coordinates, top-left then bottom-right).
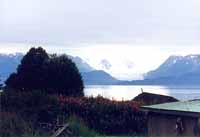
<box><xmin>142</xmin><ymin>100</ymin><xmax>200</xmax><ymax>117</ymax></box>
<box><xmin>133</xmin><ymin>92</ymin><xmax>178</xmax><ymax>106</ymax></box>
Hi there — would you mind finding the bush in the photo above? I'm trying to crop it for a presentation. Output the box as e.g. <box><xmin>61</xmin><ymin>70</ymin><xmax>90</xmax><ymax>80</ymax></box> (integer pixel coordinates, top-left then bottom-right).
<box><xmin>58</xmin><ymin>96</ymin><xmax>147</xmax><ymax>135</ymax></box>
<box><xmin>1</xmin><ymin>89</ymin><xmax>147</xmax><ymax>135</ymax></box>
<box><xmin>1</xmin><ymin>90</ymin><xmax>61</xmax><ymax>124</ymax></box>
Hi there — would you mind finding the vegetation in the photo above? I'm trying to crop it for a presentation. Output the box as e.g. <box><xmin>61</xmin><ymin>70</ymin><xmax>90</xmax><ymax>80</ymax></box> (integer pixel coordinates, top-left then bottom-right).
<box><xmin>0</xmin><ymin>112</ymin><xmax>49</xmax><ymax>137</ymax></box>
<box><xmin>1</xmin><ymin>90</ymin><xmax>60</xmax><ymax>123</ymax></box>
<box><xmin>1</xmin><ymin>90</ymin><xmax>147</xmax><ymax>135</ymax></box>
<box><xmin>59</xmin><ymin>96</ymin><xmax>147</xmax><ymax>135</ymax></box>
<box><xmin>1</xmin><ymin>47</ymin><xmax>147</xmax><ymax>136</ymax></box>
<box><xmin>68</xmin><ymin>116</ymin><xmax>100</xmax><ymax>137</ymax></box>
<box><xmin>0</xmin><ymin>77</ymin><xmax>3</xmax><ymax>90</ymax></box>
<box><xmin>1</xmin><ymin>47</ymin><xmax>85</xmax><ymax>136</ymax></box>
<box><xmin>5</xmin><ymin>47</ymin><xmax>84</xmax><ymax>97</ymax></box>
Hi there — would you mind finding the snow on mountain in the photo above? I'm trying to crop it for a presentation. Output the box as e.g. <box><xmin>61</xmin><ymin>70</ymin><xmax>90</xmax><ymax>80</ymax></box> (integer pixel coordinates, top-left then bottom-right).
<box><xmin>94</xmin><ymin>59</ymin><xmax>139</xmax><ymax>80</ymax></box>
<box><xmin>145</xmin><ymin>54</ymin><xmax>200</xmax><ymax>79</ymax></box>
<box><xmin>0</xmin><ymin>53</ymin><xmax>121</xmax><ymax>85</ymax></box>
<box><xmin>98</xmin><ymin>59</ymin><xmax>112</xmax><ymax>70</ymax></box>
<box><xmin>0</xmin><ymin>53</ymin><xmax>23</xmax><ymax>82</ymax></box>
<box><xmin>68</xmin><ymin>55</ymin><xmax>95</xmax><ymax>72</ymax></box>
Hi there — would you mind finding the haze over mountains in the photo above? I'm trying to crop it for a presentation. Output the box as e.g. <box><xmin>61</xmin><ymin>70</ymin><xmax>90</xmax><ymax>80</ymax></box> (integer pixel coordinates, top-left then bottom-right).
<box><xmin>0</xmin><ymin>53</ymin><xmax>200</xmax><ymax>85</ymax></box>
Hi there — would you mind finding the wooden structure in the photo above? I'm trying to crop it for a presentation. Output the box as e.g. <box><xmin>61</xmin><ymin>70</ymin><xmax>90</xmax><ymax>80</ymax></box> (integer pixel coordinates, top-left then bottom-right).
<box><xmin>142</xmin><ymin>100</ymin><xmax>200</xmax><ymax>137</ymax></box>
<box><xmin>133</xmin><ymin>92</ymin><xmax>178</xmax><ymax>105</ymax></box>
<box><xmin>50</xmin><ymin>123</ymin><xmax>70</xmax><ymax>137</ymax></box>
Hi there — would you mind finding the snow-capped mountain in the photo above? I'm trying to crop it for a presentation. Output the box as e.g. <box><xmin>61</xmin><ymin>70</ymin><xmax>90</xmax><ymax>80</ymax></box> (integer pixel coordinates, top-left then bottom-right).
<box><xmin>0</xmin><ymin>53</ymin><xmax>23</xmax><ymax>82</ymax></box>
<box><xmin>145</xmin><ymin>54</ymin><xmax>200</xmax><ymax>79</ymax></box>
<box><xmin>96</xmin><ymin>59</ymin><xmax>139</xmax><ymax>80</ymax></box>
<box><xmin>0</xmin><ymin>53</ymin><xmax>119</xmax><ymax>85</ymax></box>
<box><xmin>0</xmin><ymin>53</ymin><xmax>95</xmax><ymax>83</ymax></box>
<box><xmin>68</xmin><ymin>55</ymin><xmax>95</xmax><ymax>72</ymax></box>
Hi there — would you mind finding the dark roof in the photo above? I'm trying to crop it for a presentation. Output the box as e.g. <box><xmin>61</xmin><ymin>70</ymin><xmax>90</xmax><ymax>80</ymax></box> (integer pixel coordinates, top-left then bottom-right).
<box><xmin>141</xmin><ymin>100</ymin><xmax>200</xmax><ymax>117</ymax></box>
<box><xmin>133</xmin><ymin>92</ymin><xmax>179</xmax><ymax>106</ymax></box>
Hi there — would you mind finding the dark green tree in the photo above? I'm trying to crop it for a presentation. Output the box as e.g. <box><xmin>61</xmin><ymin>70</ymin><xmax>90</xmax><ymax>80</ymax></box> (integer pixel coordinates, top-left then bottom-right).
<box><xmin>0</xmin><ymin>77</ymin><xmax>3</xmax><ymax>90</ymax></box>
<box><xmin>46</xmin><ymin>55</ymin><xmax>84</xmax><ymax>96</ymax></box>
<box><xmin>5</xmin><ymin>47</ymin><xmax>84</xmax><ymax>97</ymax></box>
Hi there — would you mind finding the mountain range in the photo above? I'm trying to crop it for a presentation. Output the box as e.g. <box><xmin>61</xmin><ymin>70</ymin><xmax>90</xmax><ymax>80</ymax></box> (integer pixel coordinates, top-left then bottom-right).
<box><xmin>145</xmin><ymin>55</ymin><xmax>200</xmax><ymax>79</ymax></box>
<box><xmin>0</xmin><ymin>53</ymin><xmax>23</xmax><ymax>82</ymax></box>
<box><xmin>68</xmin><ymin>55</ymin><xmax>94</xmax><ymax>73</ymax></box>
<box><xmin>0</xmin><ymin>53</ymin><xmax>118</xmax><ymax>85</ymax></box>
<box><xmin>1</xmin><ymin>53</ymin><xmax>200</xmax><ymax>85</ymax></box>
<box><xmin>121</xmin><ymin>55</ymin><xmax>200</xmax><ymax>85</ymax></box>
<box><xmin>82</xmin><ymin>70</ymin><xmax>119</xmax><ymax>85</ymax></box>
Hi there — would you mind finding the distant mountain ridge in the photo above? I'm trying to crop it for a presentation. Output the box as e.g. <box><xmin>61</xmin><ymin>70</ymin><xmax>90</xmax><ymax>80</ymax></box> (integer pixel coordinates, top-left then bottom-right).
<box><xmin>0</xmin><ymin>53</ymin><xmax>119</xmax><ymax>85</ymax></box>
<box><xmin>82</xmin><ymin>70</ymin><xmax>120</xmax><ymax>85</ymax></box>
<box><xmin>120</xmin><ymin>54</ymin><xmax>200</xmax><ymax>85</ymax></box>
<box><xmin>145</xmin><ymin>54</ymin><xmax>200</xmax><ymax>79</ymax></box>
<box><xmin>67</xmin><ymin>55</ymin><xmax>95</xmax><ymax>72</ymax></box>
<box><xmin>0</xmin><ymin>53</ymin><xmax>23</xmax><ymax>82</ymax></box>
<box><xmin>1</xmin><ymin>53</ymin><xmax>200</xmax><ymax>85</ymax></box>
<box><xmin>120</xmin><ymin>73</ymin><xmax>200</xmax><ymax>85</ymax></box>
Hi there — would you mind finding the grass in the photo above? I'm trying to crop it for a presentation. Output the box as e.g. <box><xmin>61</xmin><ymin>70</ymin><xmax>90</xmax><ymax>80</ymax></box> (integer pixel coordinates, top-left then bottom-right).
<box><xmin>68</xmin><ymin>116</ymin><xmax>100</xmax><ymax>137</ymax></box>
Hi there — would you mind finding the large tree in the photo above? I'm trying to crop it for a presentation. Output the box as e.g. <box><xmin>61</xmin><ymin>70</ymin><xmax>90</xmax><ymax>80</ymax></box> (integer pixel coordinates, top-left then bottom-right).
<box><xmin>5</xmin><ymin>47</ymin><xmax>84</xmax><ymax>97</ymax></box>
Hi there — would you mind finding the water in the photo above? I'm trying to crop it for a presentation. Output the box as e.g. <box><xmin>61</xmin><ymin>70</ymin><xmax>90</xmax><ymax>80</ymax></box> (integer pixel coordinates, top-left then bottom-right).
<box><xmin>84</xmin><ymin>85</ymin><xmax>200</xmax><ymax>101</ymax></box>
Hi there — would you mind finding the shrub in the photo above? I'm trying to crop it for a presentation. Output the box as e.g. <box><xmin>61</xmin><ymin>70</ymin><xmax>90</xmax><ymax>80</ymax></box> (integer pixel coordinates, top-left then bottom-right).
<box><xmin>1</xmin><ymin>89</ymin><xmax>147</xmax><ymax>135</ymax></box>
<box><xmin>0</xmin><ymin>90</ymin><xmax>61</xmax><ymax>124</ymax></box>
<box><xmin>58</xmin><ymin>96</ymin><xmax>147</xmax><ymax>135</ymax></box>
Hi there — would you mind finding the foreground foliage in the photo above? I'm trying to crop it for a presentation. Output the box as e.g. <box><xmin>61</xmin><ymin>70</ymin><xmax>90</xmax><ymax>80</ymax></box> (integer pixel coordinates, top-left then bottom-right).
<box><xmin>59</xmin><ymin>96</ymin><xmax>147</xmax><ymax>135</ymax></box>
<box><xmin>0</xmin><ymin>113</ymin><xmax>49</xmax><ymax>137</ymax></box>
<box><xmin>1</xmin><ymin>90</ymin><xmax>60</xmax><ymax>123</ymax></box>
<box><xmin>68</xmin><ymin>116</ymin><xmax>100</xmax><ymax>137</ymax></box>
<box><xmin>1</xmin><ymin>90</ymin><xmax>147</xmax><ymax>135</ymax></box>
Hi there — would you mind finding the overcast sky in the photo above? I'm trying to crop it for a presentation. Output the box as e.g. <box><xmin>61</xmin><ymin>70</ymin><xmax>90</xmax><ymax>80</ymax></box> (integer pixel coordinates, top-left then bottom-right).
<box><xmin>1</xmin><ymin>0</ymin><xmax>200</xmax><ymax>79</ymax></box>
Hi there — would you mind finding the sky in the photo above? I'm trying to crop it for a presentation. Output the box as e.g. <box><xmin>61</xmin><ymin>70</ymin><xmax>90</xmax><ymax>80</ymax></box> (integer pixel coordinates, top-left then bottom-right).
<box><xmin>1</xmin><ymin>0</ymin><xmax>200</xmax><ymax>80</ymax></box>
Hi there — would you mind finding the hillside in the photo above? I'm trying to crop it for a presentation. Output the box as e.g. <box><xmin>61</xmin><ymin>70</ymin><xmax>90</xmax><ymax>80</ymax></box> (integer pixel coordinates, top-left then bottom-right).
<box><xmin>145</xmin><ymin>55</ymin><xmax>200</xmax><ymax>79</ymax></box>
<box><xmin>120</xmin><ymin>54</ymin><xmax>200</xmax><ymax>85</ymax></box>
<box><xmin>0</xmin><ymin>53</ymin><xmax>23</xmax><ymax>82</ymax></box>
<box><xmin>0</xmin><ymin>53</ymin><xmax>120</xmax><ymax>85</ymax></box>
<box><xmin>68</xmin><ymin>55</ymin><xmax>94</xmax><ymax>72</ymax></box>
<box><xmin>82</xmin><ymin>70</ymin><xmax>119</xmax><ymax>85</ymax></box>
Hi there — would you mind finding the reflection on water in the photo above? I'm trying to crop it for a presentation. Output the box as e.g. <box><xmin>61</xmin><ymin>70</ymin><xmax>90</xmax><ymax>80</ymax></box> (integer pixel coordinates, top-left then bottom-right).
<box><xmin>84</xmin><ymin>85</ymin><xmax>200</xmax><ymax>101</ymax></box>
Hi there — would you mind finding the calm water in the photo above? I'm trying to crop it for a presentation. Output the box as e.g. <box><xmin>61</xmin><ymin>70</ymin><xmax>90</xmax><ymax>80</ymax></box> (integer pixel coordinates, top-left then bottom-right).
<box><xmin>84</xmin><ymin>85</ymin><xmax>200</xmax><ymax>101</ymax></box>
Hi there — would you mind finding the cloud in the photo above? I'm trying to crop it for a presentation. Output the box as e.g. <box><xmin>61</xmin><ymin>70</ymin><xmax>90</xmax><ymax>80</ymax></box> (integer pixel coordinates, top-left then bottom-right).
<box><xmin>99</xmin><ymin>59</ymin><xmax>112</xmax><ymax>70</ymax></box>
<box><xmin>1</xmin><ymin>0</ymin><xmax>200</xmax><ymax>45</ymax></box>
<box><xmin>1</xmin><ymin>0</ymin><xmax>200</xmax><ymax>80</ymax></box>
